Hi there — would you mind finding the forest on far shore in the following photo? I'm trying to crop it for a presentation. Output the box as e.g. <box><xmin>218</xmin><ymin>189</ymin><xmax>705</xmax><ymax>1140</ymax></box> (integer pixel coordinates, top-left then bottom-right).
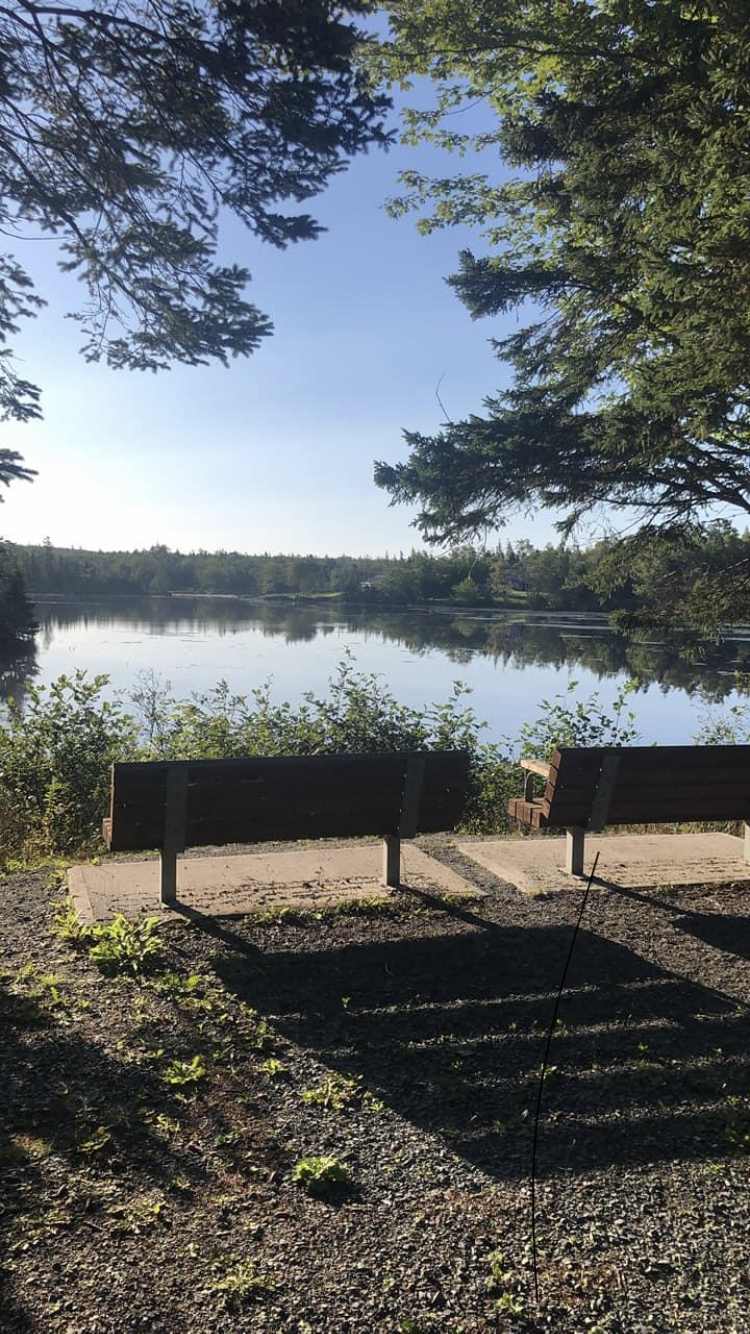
<box><xmin>7</xmin><ymin>523</ymin><xmax>750</xmax><ymax>619</ymax></box>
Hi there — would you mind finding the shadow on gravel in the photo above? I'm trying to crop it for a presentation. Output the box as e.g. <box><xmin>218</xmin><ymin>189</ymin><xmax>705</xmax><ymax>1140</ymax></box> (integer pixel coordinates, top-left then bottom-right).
<box><xmin>673</xmin><ymin>913</ymin><xmax>750</xmax><ymax>962</ymax></box>
<box><xmin>598</xmin><ymin>878</ymin><xmax>750</xmax><ymax>964</ymax></box>
<box><xmin>0</xmin><ymin>977</ymin><xmax>208</xmax><ymax>1326</ymax></box>
<box><xmin>210</xmin><ymin>904</ymin><xmax>749</xmax><ymax>1183</ymax></box>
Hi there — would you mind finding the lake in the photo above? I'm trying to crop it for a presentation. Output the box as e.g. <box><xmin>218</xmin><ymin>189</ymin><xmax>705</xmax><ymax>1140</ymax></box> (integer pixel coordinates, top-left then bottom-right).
<box><xmin>4</xmin><ymin>595</ymin><xmax>750</xmax><ymax>745</ymax></box>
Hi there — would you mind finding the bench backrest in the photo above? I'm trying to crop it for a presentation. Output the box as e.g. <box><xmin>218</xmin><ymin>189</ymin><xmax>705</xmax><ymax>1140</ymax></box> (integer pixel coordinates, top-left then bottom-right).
<box><xmin>105</xmin><ymin>751</ymin><xmax>471</xmax><ymax>852</ymax></box>
<box><xmin>542</xmin><ymin>745</ymin><xmax>750</xmax><ymax>828</ymax></box>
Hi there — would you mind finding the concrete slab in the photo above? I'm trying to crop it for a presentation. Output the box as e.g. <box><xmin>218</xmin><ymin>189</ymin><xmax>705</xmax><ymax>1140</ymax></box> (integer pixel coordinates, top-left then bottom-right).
<box><xmin>457</xmin><ymin>831</ymin><xmax>750</xmax><ymax>896</ymax></box>
<box><xmin>68</xmin><ymin>844</ymin><xmax>479</xmax><ymax>924</ymax></box>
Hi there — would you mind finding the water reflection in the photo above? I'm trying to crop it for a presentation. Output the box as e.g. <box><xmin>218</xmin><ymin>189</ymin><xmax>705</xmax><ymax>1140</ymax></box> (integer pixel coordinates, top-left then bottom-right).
<box><xmin>0</xmin><ymin>642</ymin><xmax>38</xmax><ymax>705</ymax></box>
<box><xmin>21</xmin><ymin>596</ymin><xmax>750</xmax><ymax>705</ymax></box>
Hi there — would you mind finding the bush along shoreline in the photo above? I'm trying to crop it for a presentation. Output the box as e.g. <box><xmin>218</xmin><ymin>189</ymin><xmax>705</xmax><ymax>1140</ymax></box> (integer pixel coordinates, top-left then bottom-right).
<box><xmin>0</xmin><ymin>658</ymin><xmax>644</xmax><ymax>867</ymax></box>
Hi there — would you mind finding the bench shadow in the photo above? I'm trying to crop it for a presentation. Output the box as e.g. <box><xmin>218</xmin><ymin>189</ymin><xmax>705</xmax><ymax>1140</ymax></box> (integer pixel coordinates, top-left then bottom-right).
<box><xmin>0</xmin><ymin>978</ymin><xmax>213</xmax><ymax>1329</ymax></box>
<box><xmin>598</xmin><ymin>878</ymin><xmax>750</xmax><ymax>964</ymax></box>
<box><xmin>205</xmin><ymin>900</ymin><xmax>749</xmax><ymax>1183</ymax></box>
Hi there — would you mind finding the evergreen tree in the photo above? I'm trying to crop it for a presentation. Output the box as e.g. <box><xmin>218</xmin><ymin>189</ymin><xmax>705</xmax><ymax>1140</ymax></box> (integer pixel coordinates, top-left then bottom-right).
<box><xmin>0</xmin><ymin>543</ymin><xmax>36</xmax><ymax>650</ymax></box>
<box><xmin>0</xmin><ymin>1</ymin><xmax>390</xmax><ymax>429</ymax></box>
<box><xmin>374</xmin><ymin>1</ymin><xmax>750</xmax><ymax>629</ymax></box>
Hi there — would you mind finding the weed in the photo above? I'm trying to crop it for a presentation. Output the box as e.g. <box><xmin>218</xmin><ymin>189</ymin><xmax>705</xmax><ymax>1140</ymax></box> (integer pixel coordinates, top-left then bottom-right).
<box><xmin>110</xmin><ymin>1196</ymin><xmax>167</xmax><ymax>1235</ymax></box>
<box><xmin>87</xmin><ymin>914</ymin><xmax>163</xmax><ymax>976</ymax></box>
<box><xmin>53</xmin><ymin>901</ymin><xmax>163</xmax><ymax>976</ymax></box>
<box><xmin>496</xmin><ymin>1292</ymin><xmax>525</xmax><ymax>1318</ymax></box>
<box><xmin>51</xmin><ymin>898</ymin><xmax>90</xmax><ymax>944</ymax></box>
<box><xmin>300</xmin><ymin>1077</ymin><xmax>356</xmax><ymax>1111</ymax></box>
<box><xmin>163</xmin><ymin>1055</ymin><xmax>207</xmax><ymax>1088</ymax></box>
<box><xmin>256</xmin><ymin>1058</ymin><xmax>288</xmax><ymax>1079</ymax></box>
<box><xmin>292</xmin><ymin>1155</ymin><xmax>350</xmax><ymax>1195</ymax></box>
<box><xmin>210</xmin><ymin>1257</ymin><xmax>275</xmax><ymax>1304</ymax></box>
<box><xmin>75</xmin><ymin>1125</ymin><xmax>112</xmax><ymax>1156</ymax></box>
<box><xmin>149</xmin><ymin>970</ymin><xmax>211</xmax><ymax>1010</ymax></box>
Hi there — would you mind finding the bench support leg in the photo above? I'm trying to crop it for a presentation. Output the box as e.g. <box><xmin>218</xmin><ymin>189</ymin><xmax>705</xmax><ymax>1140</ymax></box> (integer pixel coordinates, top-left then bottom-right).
<box><xmin>383</xmin><ymin>834</ymin><xmax>401</xmax><ymax>888</ymax></box>
<box><xmin>160</xmin><ymin>849</ymin><xmax>178</xmax><ymax>905</ymax></box>
<box><xmin>744</xmin><ymin>823</ymin><xmax>750</xmax><ymax>865</ymax></box>
<box><xmin>565</xmin><ymin>827</ymin><xmax>585</xmax><ymax>877</ymax></box>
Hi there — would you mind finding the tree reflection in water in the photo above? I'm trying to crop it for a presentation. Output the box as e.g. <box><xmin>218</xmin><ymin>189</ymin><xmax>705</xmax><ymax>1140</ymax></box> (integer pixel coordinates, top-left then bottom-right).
<box><xmin>17</xmin><ymin>596</ymin><xmax>750</xmax><ymax>708</ymax></box>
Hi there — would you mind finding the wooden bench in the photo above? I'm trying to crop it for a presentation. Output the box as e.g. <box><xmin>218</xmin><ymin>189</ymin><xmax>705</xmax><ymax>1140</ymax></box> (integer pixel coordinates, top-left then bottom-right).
<box><xmin>508</xmin><ymin>745</ymin><xmax>750</xmax><ymax>875</ymax></box>
<box><xmin>103</xmin><ymin>750</ymin><xmax>470</xmax><ymax>905</ymax></box>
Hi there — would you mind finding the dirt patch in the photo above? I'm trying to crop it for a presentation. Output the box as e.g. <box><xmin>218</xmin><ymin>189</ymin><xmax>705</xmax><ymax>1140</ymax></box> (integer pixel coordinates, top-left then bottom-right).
<box><xmin>1</xmin><ymin>839</ymin><xmax>749</xmax><ymax>1332</ymax></box>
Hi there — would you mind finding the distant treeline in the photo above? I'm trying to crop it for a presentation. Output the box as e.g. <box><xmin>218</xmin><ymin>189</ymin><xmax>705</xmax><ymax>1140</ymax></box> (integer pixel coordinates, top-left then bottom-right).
<box><xmin>7</xmin><ymin>538</ymin><xmax>617</xmax><ymax>609</ymax></box>
<box><xmin>8</xmin><ymin>523</ymin><xmax>750</xmax><ymax>616</ymax></box>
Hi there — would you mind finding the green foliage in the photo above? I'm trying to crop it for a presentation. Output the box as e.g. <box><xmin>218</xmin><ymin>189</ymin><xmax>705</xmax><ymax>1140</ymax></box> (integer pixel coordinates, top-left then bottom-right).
<box><xmin>375</xmin><ymin>2</ymin><xmax>750</xmax><ymax>631</ymax></box>
<box><xmin>51</xmin><ymin>898</ymin><xmax>93</xmax><ymax>946</ymax></box>
<box><xmin>53</xmin><ymin>902</ymin><xmax>163</xmax><ymax>977</ymax></box>
<box><xmin>0</xmin><ymin>672</ymin><xmax>138</xmax><ymax>860</ymax></box>
<box><xmin>110</xmin><ymin>1197</ymin><xmax>167</xmax><ymax>1236</ymax></box>
<box><xmin>256</xmin><ymin>1058</ymin><xmax>289</xmax><ymax>1080</ymax></box>
<box><xmin>518</xmin><ymin>680</ymin><xmax>640</xmax><ymax>760</ymax></box>
<box><xmin>2</xmin><ymin>659</ymin><xmax>651</xmax><ymax>863</ymax></box>
<box><xmin>87</xmin><ymin>915</ymin><xmax>163</xmax><ymax>977</ymax></box>
<box><xmin>211</xmin><ymin>1257</ymin><xmax>275</xmax><ymax>1303</ymax></box>
<box><xmin>300</xmin><ymin>1077</ymin><xmax>357</xmax><ymax>1111</ymax></box>
<box><xmin>162</xmin><ymin>1055</ymin><xmax>207</xmax><ymax>1088</ymax></box>
<box><xmin>292</xmin><ymin>1155</ymin><xmax>351</xmax><ymax>1194</ymax></box>
<box><xmin>0</xmin><ymin>542</ymin><xmax>36</xmax><ymax>650</ymax></box>
<box><xmin>0</xmin><ymin>2</ymin><xmax>390</xmax><ymax>426</ymax></box>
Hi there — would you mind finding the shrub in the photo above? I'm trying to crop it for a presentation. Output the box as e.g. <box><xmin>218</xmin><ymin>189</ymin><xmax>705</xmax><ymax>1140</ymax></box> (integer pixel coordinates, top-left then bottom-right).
<box><xmin>0</xmin><ymin>659</ymin><xmax>646</xmax><ymax>863</ymax></box>
<box><xmin>0</xmin><ymin>672</ymin><xmax>137</xmax><ymax>861</ymax></box>
<box><xmin>517</xmin><ymin>679</ymin><xmax>640</xmax><ymax>758</ymax></box>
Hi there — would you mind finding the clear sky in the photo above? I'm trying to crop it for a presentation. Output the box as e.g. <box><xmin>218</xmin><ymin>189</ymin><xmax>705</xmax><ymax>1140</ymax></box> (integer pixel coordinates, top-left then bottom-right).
<box><xmin>0</xmin><ymin>89</ymin><xmax>559</xmax><ymax>558</ymax></box>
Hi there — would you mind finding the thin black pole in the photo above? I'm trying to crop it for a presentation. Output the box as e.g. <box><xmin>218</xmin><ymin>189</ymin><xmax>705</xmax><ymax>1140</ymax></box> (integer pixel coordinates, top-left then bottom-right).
<box><xmin>531</xmin><ymin>850</ymin><xmax>600</xmax><ymax>1303</ymax></box>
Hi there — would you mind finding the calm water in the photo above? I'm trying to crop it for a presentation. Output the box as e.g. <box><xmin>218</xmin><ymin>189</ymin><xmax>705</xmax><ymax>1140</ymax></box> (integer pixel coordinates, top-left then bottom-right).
<box><xmin>4</xmin><ymin>595</ymin><xmax>750</xmax><ymax>745</ymax></box>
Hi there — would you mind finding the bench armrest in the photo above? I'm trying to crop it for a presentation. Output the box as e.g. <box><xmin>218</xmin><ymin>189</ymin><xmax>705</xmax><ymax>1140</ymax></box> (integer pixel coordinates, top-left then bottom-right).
<box><xmin>520</xmin><ymin>756</ymin><xmax>551</xmax><ymax>802</ymax></box>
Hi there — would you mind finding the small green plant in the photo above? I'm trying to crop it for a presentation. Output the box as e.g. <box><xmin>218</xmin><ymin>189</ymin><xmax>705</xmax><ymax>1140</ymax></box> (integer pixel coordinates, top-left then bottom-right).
<box><xmin>87</xmin><ymin>914</ymin><xmax>163</xmax><ymax>976</ymax></box>
<box><xmin>75</xmin><ymin>1125</ymin><xmax>112</xmax><ymax>1156</ymax></box>
<box><xmin>496</xmin><ymin>1292</ymin><xmax>525</xmax><ymax>1318</ymax></box>
<box><xmin>51</xmin><ymin>898</ymin><xmax>90</xmax><ymax>945</ymax></box>
<box><xmin>149</xmin><ymin>970</ymin><xmax>211</xmax><ymax>1009</ymax></box>
<box><xmin>211</xmin><ymin>1257</ymin><xmax>275</xmax><ymax>1304</ymax></box>
<box><xmin>110</xmin><ymin>1196</ymin><xmax>167</xmax><ymax>1235</ymax></box>
<box><xmin>292</xmin><ymin>1155</ymin><xmax>350</xmax><ymax>1195</ymax></box>
<box><xmin>163</xmin><ymin>1055</ymin><xmax>207</xmax><ymax>1087</ymax></box>
<box><xmin>300</xmin><ymin>1077</ymin><xmax>355</xmax><ymax>1111</ymax></box>
<box><xmin>256</xmin><ymin>1057</ymin><xmax>288</xmax><ymax>1079</ymax></box>
<box><xmin>55</xmin><ymin>901</ymin><xmax>164</xmax><ymax>976</ymax></box>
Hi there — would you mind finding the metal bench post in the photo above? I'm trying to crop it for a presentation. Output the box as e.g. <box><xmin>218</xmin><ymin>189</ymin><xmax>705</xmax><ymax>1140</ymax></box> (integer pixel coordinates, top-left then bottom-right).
<box><xmin>565</xmin><ymin>827</ymin><xmax>585</xmax><ymax>877</ymax></box>
<box><xmin>382</xmin><ymin>756</ymin><xmax>426</xmax><ymax>889</ymax></box>
<box><xmin>383</xmin><ymin>834</ymin><xmax>400</xmax><ymax>888</ymax></box>
<box><xmin>161</xmin><ymin>764</ymin><xmax>188</xmax><ymax>905</ymax></box>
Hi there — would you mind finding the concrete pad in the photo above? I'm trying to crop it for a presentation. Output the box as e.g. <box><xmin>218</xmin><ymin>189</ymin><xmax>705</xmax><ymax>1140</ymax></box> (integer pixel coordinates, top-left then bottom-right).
<box><xmin>457</xmin><ymin>831</ymin><xmax>750</xmax><ymax>896</ymax></box>
<box><xmin>68</xmin><ymin>844</ymin><xmax>480</xmax><ymax>924</ymax></box>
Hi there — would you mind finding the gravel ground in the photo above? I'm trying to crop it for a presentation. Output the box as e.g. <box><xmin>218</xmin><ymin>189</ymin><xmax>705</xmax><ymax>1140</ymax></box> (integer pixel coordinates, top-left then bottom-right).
<box><xmin>1</xmin><ymin>837</ymin><xmax>749</xmax><ymax>1333</ymax></box>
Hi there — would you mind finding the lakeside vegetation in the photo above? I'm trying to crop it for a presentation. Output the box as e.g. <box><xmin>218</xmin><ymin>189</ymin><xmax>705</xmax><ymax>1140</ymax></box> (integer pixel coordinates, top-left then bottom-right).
<box><xmin>0</xmin><ymin>660</ymin><xmax>644</xmax><ymax>868</ymax></box>
<box><xmin>9</xmin><ymin>523</ymin><xmax>750</xmax><ymax>621</ymax></box>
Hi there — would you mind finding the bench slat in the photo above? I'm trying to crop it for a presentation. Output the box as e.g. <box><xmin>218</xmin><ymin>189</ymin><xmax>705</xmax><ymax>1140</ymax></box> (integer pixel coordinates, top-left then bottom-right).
<box><xmin>510</xmin><ymin>743</ymin><xmax>750</xmax><ymax>833</ymax></box>
<box><xmin>105</xmin><ymin>750</ymin><xmax>470</xmax><ymax>852</ymax></box>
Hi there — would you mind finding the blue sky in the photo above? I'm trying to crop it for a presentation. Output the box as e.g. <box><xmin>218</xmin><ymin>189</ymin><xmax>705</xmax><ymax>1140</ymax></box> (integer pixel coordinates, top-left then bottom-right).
<box><xmin>0</xmin><ymin>89</ymin><xmax>559</xmax><ymax>558</ymax></box>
